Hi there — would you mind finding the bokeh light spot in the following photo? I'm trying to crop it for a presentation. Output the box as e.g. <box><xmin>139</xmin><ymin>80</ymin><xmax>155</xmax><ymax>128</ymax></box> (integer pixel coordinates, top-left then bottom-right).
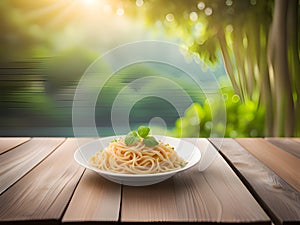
<box><xmin>189</xmin><ymin>12</ymin><xmax>198</xmax><ymax>21</ymax></box>
<box><xmin>225</xmin><ymin>0</ymin><xmax>233</xmax><ymax>6</ymax></box>
<box><xmin>166</xmin><ymin>13</ymin><xmax>174</xmax><ymax>22</ymax></box>
<box><xmin>226</xmin><ymin>24</ymin><xmax>233</xmax><ymax>33</ymax></box>
<box><xmin>136</xmin><ymin>0</ymin><xmax>144</xmax><ymax>7</ymax></box>
<box><xmin>204</xmin><ymin>7</ymin><xmax>213</xmax><ymax>16</ymax></box>
<box><xmin>232</xmin><ymin>94</ymin><xmax>240</xmax><ymax>103</ymax></box>
<box><xmin>116</xmin><ymin>7</ymin><xmax>124</xmax><ymax>16</ymax></box>
<box><xmin>197</xmin><ymin>2</ymin><xmax>205</xmax><ymax>10</ymax></box>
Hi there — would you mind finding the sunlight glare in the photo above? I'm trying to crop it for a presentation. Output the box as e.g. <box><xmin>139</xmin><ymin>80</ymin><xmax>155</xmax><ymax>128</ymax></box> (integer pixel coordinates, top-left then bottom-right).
<box><xmin>103</xmin><ymin>4</ymin><xmax>112</xmax><ymax>13</ymax></box>
<box><xmin>79</xmin><ymin>0</ymin><xmax>98</xmax><ymax>6</ymax></box>
<box><xmin>116</xmin><ymin>7</ymin><xmax>125</xmax><ymax>16</ymax></box>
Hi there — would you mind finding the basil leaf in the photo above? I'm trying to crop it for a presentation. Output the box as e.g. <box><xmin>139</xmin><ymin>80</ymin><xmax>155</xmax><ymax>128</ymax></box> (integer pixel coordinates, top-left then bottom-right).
<box><xmin>138</xmin><ymin>126</ymin><xmax>150</xmax><ymax>138</ymax></box>
<box><xmin>143</xmin><ymin>136</ymin><xmax>159</xmax><ymax>147</ymax></box>
<box><xmin>125</xmin><ymin>131</ymin><xmax>139</xmax><ymax>145</ymax></box>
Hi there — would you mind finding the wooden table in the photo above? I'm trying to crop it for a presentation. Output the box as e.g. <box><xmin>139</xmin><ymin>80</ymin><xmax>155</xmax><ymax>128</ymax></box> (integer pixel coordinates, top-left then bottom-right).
<box><xmin>0</xmin><ymin>137</ymin><xmax>299</xmax><ymax>225</ymax></box>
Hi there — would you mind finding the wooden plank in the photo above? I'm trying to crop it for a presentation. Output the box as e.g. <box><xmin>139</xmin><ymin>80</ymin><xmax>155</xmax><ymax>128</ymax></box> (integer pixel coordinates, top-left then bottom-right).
<box><xmin>265</xmin><ymin>138</ymin><xmax>300</xmax><ymax>158</ymax></box>
<box><xmin>0</xmin><ymin>137</ymin><xmax>30</xmax><ymax>154</ymax></box>
<box><xmin>236</xmin><ymin>138</ymin><xmax>300</xmax><ymax>193</ymax></box>
<box><xmin>62</xmin><ymin>169</ymin><xmax>121</xmax><ymax>224</ymax></box>
<box><xmin>0</xmin><ymin>138</ymin><xmax>91</xmax><ymax>224</ymax></box>
<box><xmin>121</xmin><ymin>138</ymin><xmax>270</xmax><ymax>224</ymax></box>
<box><xmin>291</xmin><ymin>138</ymin><xmax>300</xmax><ymax>144</ymax></box>
<box><xmin>210</xmin><ymin>138</ymin><xmax>300</xmax><ymax>225</ymax></box>
<box><xmin>121</xmin><ymin>179</ymin><xmax>180</xmax><ymax>222</ymax></box>
<box><xmin>0</xmin><ymin>137</ymin><xmax>65</xmax><ymax>195</ymax></box>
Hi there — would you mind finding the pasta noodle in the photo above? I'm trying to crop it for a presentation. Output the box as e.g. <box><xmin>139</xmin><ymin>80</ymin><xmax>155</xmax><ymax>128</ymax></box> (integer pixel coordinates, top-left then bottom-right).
<box><xmin>90</xmin><ymin>138</ymin><xmax>187</xmax><ymax>174</ymax></box>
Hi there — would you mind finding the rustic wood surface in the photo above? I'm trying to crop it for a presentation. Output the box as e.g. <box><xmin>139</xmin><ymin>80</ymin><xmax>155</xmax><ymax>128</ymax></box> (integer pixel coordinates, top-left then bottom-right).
<box><xmin>293</xmin><ymin>138</ymin><xmax>300</xmax><ymax>143</ymax></box>
<box><xmin>0</xmin><ymin>137</ymin><xmax>30</xmax><ymax>155</ymax></box>
<box><xmin>0</xmin><ymin>137</ymin><xmax>65</xmax><ymax>195</ymax></box>
<box><xmin>121</xmin><ymin>139</ymin><xmax>270</xmax><ymax>224</ymax></box>
<box><xmin>210</xmin><ymin>138</ymin><xmax>300</xmax><ymax>225</ymax></box>
<box><xmin>265</xmin><ymin>138</ymin><xmax>300</xmax><ymax>158</ymax></box>
<box><xmin>121</xmin><ymin>178</ymin><xmax>180</xmax><ymax>222</ymax></box>
<box><xmin>235</xmin><ymin>138</ymin><xmax>300</xmax><ymax>193</ymax></box>
<box><xmin>1</xmin><ymin>137</ymin><xmax>300</xmax><ymax>224</ymax></box>
<box><xmin>62</xmin><ymin>169</ymin><xmax>121</xmax><ymax>223</ymax></box>
<box><xmin>0</xmin><ymin>138</ymin><xmax>86</xmax><ymax>223</ymax></box>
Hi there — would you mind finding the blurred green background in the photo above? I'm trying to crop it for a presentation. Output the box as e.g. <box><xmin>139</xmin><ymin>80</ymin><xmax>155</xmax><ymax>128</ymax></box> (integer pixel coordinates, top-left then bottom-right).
<box><xmin>0</xmin><ymin>0</ymin><xmax>299</xmax><ymax>137</ymax></box>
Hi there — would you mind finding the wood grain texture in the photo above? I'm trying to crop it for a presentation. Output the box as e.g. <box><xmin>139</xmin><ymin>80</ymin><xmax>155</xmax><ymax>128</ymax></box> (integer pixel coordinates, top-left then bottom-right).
<box><xmin>0</xmin><ymin>138</ymin><xmax>90</xmax><ymax>223</ymax></box>
<box><xmin>236</xmin><ymin>138</ymin><xmax>300</xmax><ymax>192</ymax></box>
<box><xmin>210</xmin><ymin>138</ymin><xmax>300</xmax><ymax>225</ymax></box>
<box><xmin>265</xmin><ymin>138</ymin><xmax>300</xmax><ymax>158</ymax></box>
<box><xmin>121</xmin><ymin>179</ymin><xmax>180</xmax><ymax>222</ymax></box>
<box><xmin>0</xmin><ymin>137</ymin><xmax>65</xmax><ymax>195</ymax></box>
<box><xmin>0</xmin><ymin>137</ymin><xmax>30</xmax><ymax>155</ymax></box>
<box><xmin>121</xmin><ymin>138</ymin><xmax>270</xmax><ymax>224</ymax></box>
<box><xmin>62</xmin><ymin>169</ymin><xmax>121</xmax><ymax>223</ymax></box>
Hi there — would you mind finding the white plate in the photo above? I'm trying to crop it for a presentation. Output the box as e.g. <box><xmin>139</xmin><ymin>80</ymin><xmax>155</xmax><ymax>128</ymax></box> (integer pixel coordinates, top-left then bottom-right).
<box><xmin>74</xmin><ymin>135</ymin><xmax>201</xmax><ymax>186</ymax></box>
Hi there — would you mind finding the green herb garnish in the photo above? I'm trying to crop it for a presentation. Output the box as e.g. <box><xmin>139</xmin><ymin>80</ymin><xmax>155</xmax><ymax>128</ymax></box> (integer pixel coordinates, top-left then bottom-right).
<box><xmin>125</xmin><ymin>130</ymin><xmax>139</xmax><ymax>145</ymax></box>
<box><xmin>138</xmin><ymin>126</ymin><xmax>150</xmax><ymax>138</ymax></box>
<box><xmin>125</xmin><ymin>126</ymin><xmax>158</xmax><ymax>147</ymax></box>
<box><xmin>143</xmin><ymin>136</ymin><xmax>159</xmax><ymax>147</ymax></box>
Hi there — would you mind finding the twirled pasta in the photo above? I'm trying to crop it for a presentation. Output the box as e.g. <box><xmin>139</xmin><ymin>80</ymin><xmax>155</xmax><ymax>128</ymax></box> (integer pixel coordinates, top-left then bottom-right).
<box><xmin>90</xmin><ymin>138</ymin><xmax>187</xmax><ymax>174</ymax></box>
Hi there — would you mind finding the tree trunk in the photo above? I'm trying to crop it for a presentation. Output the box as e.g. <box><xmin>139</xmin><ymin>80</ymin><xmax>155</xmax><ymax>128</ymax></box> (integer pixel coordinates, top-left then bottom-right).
<box><xmin>217</xmin><ymin>29</ymin><xmax>242</xmax><ymax>99</ymax></box>
<box><xmin>267</xmin><ymin>0</ymin><xmax>295</xmax><ymax>136</ymax></box>
<box><xmin>231</xmin><ymin>27</ymin><xmax>247</xmax><ymax>100</ymax></box>
<box><xmin>245</xmin><ymin>19</ymin><xmax>260</xmax><ymax>100</ymax></box>
<box><xmin>287</xmin><ymin>0</ymin><xmax>300</xmax><ymax>136</ymax></box>
<box><xmin>258</xmin><ymin>21</ymin><xmax>274</xmax><ymax>136</ymax></box>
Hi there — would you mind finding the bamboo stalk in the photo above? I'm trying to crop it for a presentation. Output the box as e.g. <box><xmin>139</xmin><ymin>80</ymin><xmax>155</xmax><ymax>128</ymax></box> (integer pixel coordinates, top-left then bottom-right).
<box><xmin>268</xmin><ymin>0</ymin><xmax>295</xmax><ymax>136</ymax></box>
<box><xmin>287</xmin><ymin>0</ymin><xmax>300</xmax><ymax>136</ymax></box>
<box><xmin>217</xmin><ymin>29</ymin><xmax>242</xmax><ymax>99</ymax></box>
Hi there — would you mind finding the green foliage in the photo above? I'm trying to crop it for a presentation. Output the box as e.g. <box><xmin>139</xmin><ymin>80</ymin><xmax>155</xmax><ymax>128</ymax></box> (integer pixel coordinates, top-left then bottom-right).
<box><xmin>174</xmin><ymin>88</ymin><xmax>265</xmax><ymax>137</ymax></box>
<box><xmin>144</xmin><ymin>0</ymin><xmax>300</xmax><ymax>137</ymax></box>
<box><xmin>44</xmin><ymin>47</ymin><xmax>99</xmax><ymax>93</ymax></box>
<box><xmin>2</xmin><ymin>0</ymin><xmax>298</xmax><ymax>137</ymax></box>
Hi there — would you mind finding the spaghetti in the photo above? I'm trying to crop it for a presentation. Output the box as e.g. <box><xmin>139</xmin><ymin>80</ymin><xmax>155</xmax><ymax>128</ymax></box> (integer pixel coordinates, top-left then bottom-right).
<box><xmin>90</xmin><ymin>138</ymin><xmax>187</xmax><ymax>174</ymax></box>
